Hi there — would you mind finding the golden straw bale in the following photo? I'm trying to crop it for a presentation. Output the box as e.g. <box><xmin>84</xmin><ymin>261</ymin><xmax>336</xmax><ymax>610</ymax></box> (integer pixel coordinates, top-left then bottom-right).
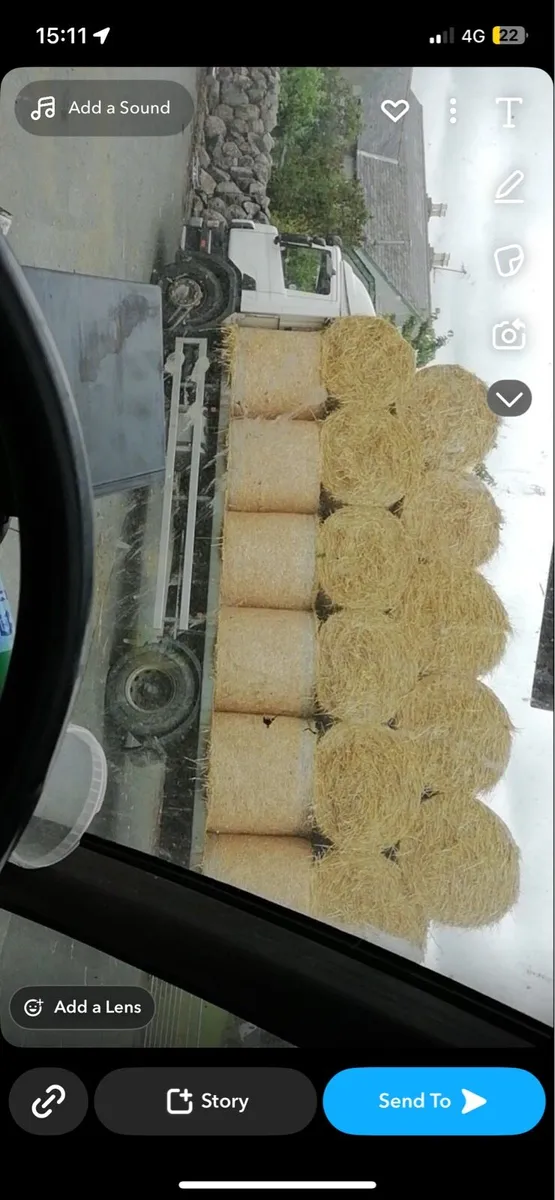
<box><xmin>206</xmin><ymin>713</ymin><xmax>315</xmax><ymax>836</ymax></box>
<box><xmin>220</xmin><ymin>512</ymin><xmax>317</xmax><ymax>610</ymax></box>
<box><xmin>397</xmin><ymin>796</ymin><xmax>520</xmax><ymax>927</ymax></box>
<box><xmin>314</xmin><ymin>725</ymin><xmax>425</xmax><ymax>848</ymax></box>
<box><xmin>227</xmin><ymin>418</ymin><xmax>320</xmax><ymax>513</ymax></box>
<box><xmin>320</xmin><ymin>406</ymin><xmax>423</xmax><ymax>507</ymax></box>
<box><xmin>317</xmin><ymin>610</ymin><xmax>420</xmax><ymax>723</ymax></box>
<box><xmin>394</xmin><ymin>674</ymin><xmax>514</xmax><ymax>796</ymax></box>
<box><xmin>396</xmin><ymin>364</ymin><xmax>500</xmax><ymax>470</ymax></box>
<box><xmin>401</xmin><ymin>471</ymin><xmax>502</xmax><ymax>568</ymax></box>
<box><xmin>203</xmin><ymin>833</ymin><xmax>312</xmax><ymax>914</ymax></box>
<box><xmin>321</xmin><ymin>316</ymin><xmax>416</xmax><ymax>409</ymax></box>
<box><xmin>391</xmin><ymin>561</ymin><xmax>511</xmax><ymax>676</ymax></box>
<box><xmin>214</xmin><ymin>607</ymin><xmax>317</xmax><ymax>717</ymax></box>
<box><xmin>223</xmin><ymin>325</ymin><xmax>327</xmax><ymax>419</ymax></box>
<box><xmin>317</xmin><ymin>507</ymin><xmax>416</xmax><ymax>612</ymax></box>
<box><xmin>311</xmin><ymin>843</ymin><xmax>428</xmax><ymax>946</ymax></box>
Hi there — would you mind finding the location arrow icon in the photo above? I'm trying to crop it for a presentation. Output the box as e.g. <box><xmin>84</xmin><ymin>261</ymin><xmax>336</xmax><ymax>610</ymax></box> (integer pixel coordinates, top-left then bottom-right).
<box><xmin>461</xmin><ymin>1089</ymin><xmax>487</xmax><ymax>1115</ymax></box>
<box><xmin>93</xmin><ymin>28</ymin><xmax>110</xmax><ymax>44</ymax></box>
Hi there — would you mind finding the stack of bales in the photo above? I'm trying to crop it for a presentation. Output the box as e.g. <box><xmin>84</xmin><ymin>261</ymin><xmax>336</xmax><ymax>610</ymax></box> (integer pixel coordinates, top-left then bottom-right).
<box><xmin>202</xmin><ymin>318</ymin><xmax>519</xmax><ymax>953</ymax></box>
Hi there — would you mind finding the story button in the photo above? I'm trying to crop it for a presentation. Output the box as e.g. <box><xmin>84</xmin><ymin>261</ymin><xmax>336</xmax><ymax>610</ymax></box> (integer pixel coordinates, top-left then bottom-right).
<box><xmin>95</xmin><ymin>1067</ymin><xmax>317</xmax><ymax>1135</ymax></box>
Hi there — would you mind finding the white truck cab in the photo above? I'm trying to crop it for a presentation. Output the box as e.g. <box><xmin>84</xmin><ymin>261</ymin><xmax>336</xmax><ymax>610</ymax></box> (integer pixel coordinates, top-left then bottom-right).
<box><xmin>227</xmin><ymin>221</ymin><xmax>375</xmax><ymax>328</ymax></box>
<box><xmin>170</xmin><ymin>219</ymin><xmax>376</xmax><ymax>334</ymax></box>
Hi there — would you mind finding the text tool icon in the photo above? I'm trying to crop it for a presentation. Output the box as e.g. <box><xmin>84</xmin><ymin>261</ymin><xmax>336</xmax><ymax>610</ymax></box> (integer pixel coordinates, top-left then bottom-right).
<box><xmin>496</xmin><ymin>97</ymin><xmax>523</xmax><ymax>128</ymax></box>
<box><xmin>93</xmin><ymin>28</ymin><xmax>110</xmax><ymax>44</ymax></box>
<box><xmin>495</xmin><ymin>170</ymin><xmax>525</xmax><ymax>203</ymax></box>
<box><xmin>461</xmin><ymin>1089</ymin><xmax>487</xmax><ymax>1115</ymax></box>
<box><xmin>380</xmin><ymin>99</ymin><xmax>409</xmax><ymax>123</ymax></box>
<box><xmin>30</xmin><ymin>96</ymin><xmax>55</xmax><ymax>120</ymax></box>
<box><xmin>494</xmin><ymin>244</ymin><xmax>524</xmax><ymax>277</ymax></box>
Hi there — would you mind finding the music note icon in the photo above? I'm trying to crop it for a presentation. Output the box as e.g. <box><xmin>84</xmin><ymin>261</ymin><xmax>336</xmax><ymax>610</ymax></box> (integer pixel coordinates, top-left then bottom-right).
<box><xmin>30</xmin><ymin>96</ymin><xmax>56</xmax><ymax>121</ymax></box>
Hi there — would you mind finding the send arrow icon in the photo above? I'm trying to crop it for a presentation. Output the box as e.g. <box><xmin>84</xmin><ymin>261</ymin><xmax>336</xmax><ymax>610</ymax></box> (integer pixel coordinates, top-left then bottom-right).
<box><xmin>461</xmin><ymin>1089</ymin><xmax>487</xmax><ymax>1115</ymax></box>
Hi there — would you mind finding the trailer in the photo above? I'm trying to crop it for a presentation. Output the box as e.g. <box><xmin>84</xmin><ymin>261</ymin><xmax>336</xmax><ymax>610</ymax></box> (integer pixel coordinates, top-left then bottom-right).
<box><xmin>104</xmin><ymin>219</ymin><xmax>377</xmax><ymax>869</ymax></box>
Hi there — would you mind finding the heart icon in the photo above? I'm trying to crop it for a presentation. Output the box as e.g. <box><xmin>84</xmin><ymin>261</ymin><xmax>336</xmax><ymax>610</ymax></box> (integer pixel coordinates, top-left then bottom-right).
<box><xmin>381</xmin><ymin>99</ymin><xmax>410</xmax><ymax>123</ymax></box>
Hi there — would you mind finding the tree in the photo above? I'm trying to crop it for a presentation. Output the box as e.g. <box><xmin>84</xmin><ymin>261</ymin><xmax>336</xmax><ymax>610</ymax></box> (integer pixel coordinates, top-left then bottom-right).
<box><xmin>269</xmin><ymin>68</ymin><xmax>368</xmax><ymax>246</ymax></box>
<box><xmin>385</xmin><ymin>308</ymin><xmax>453</xmax><ymax>367</ymax></box>
<box><xmin>274</xmin><ymin>67</ymin><xmax>326</xmax><ymax>146</ymax></box>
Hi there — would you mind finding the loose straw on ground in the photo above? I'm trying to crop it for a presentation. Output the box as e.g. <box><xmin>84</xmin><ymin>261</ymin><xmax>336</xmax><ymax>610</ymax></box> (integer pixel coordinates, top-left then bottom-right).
<box><xmin>311</xmin><ymin>842</ymin><xmax>428</xmax><ymax>946</ymax></box>
<box><xmin>214</xmin><ymin>607</ymin><xmax>317</xmax><ymax>717</ymax></box>
<box><xmin>220</xmin><ymin>512</ymin><xmax>317</xmax><ymax>610</ymax></box>
<box><xmin>317</xmin><ymin>507</ymin><xmax>416</xmax><ymax>612</ymax></box>
<box><xmin>227</xmin><ymin>417</ymin><xmax>320</xmax><ymax>513</ymax></box>
<box><xmin>203</xmin><ymin>833</ymin><xmax>313</xmax><ymax>915</ymax></box>
<box><xmin>314</xmin><ymin>725</ymin><xmax>425</xmax><ymax>849</ymax></box>
<box><xmin>206</xmin><ymin>713</ymin><xmax>315</xmax><ymax>836</ymax></box>
<box><xmin>401</xmin><ymin>470</ymin><xmax>503</xmax><ymax>569</ymax></box>
<box><xmin>316</xmin><ymin>610</ymin><xmax>421</xmax><ymax>723</ymax></box>
<box><xmin>394</xmin><ymin>674</ymin><xmax>514</xmax><ymax>796</ymax></box>
<box><xmin>320</xmin><ymin>406</ymin><xmax>423</xmax><ymax>508</ymax></box>
<box><xmin>321</xmin><ymin>316</ymin><xmax>416</xmax><ymax>410</ymax></box>
<box><xmin>223</xmin><ymin>325</ymin><xmax>327</xmax><ymax>419</ymax></box>
<box><xmin>397</xmin><ymin>795</ymin><xmax>520</xmax><ymax>927</ymax></box>
<box><xmin>396</xmin><ymin>364</ymin><xmax>500</xmax><ymax>471</ymax></box>
<box><xmin>390</xmin><ymin>561</ymin><xmax>512</xmax><ymax>676</ymax></box>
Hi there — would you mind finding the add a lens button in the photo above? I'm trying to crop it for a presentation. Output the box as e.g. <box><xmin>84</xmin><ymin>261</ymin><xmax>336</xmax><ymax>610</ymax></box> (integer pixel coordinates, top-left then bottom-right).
<box><xmin>323</xmin><ymin>1068</ymin><xmax>546</xmax><ymax>1136</ymax></box>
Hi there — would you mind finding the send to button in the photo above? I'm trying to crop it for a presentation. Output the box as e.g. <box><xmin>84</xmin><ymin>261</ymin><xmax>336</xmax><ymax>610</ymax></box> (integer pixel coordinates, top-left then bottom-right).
<box><xmin>323</xmin><ymin>1068</ymin><xmax>545</xmax><ymax>1136</ymax></box>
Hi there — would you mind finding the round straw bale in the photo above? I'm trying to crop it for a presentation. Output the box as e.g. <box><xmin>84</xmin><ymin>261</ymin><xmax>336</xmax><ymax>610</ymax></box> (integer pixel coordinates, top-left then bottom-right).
<box><xmin>391</xmin><ymin>561</ymin><xmax>511</xmax><ymax>676</ymax></box>
<box><xmin>397</xmin><ymin>796</ymin><xmax>520</xmax><ymax>927</ymax></box>
<box><xmin>220</xmin><ymin>512</ymin><xmax>317</xmax><ymax>610</ymax></box>
<box><xmin>321</xmin><ymin>316</ymin><xmax>416</xmax><ymax>409</ymax></box>
<box><xmin>320</xmin><ymin>406</ymin><xmax>423</xmax><ymax>508</ymax></box>
<box><xmin>206</xmin><ymin>713</ymin><xmax>315</xmax><ymax>835</ymax></box>
<box><xmin>396</xmin><ymin>364</ymin><xmax>499</xmax><ymax>470</ymax></box>
<box><xmin>314</xmin><ymin>725</ymin><xmax>425</xmax><ymax>848</ymax></box>
<box><xmin>317</xmin><ymin>610</ymin><xmax>420</xmax><ymax>723</ymax></box>
<box><xmin>203</xmin><ymin>833</ymin><xmax>312</xmax><ymax>914</ymax></box>
<box><xmin>317</xmin><ymin>507</ymin><xmax>416</xmax><ymax>612</ymax></box>
<box><xmin>224</xmin><ymin>325</ymin><xmax>327</xmax><ymax>419</ymax></box>
<box><xmin>394</xmin><ymin>674</ymin><xmax>514</xmax><ymax>795</ymax></box>
<box><xmin>214</xmin><ymin>607</ymin><xmax>317</xmax><ymax>716</ymax></box>
<box><xmin>227</xmin><ymin>418</ymin><xmax>320</xmax><ymax>513</ymax></box>
<box><xmin>401</xmin><ymin>471</ymin><xmax>502</xmax><ymax>568</ymax></box>
<box><xmin>311</xmin><ymin>843</ymin><xmax>428</xmax><ymax>946</ymax></box>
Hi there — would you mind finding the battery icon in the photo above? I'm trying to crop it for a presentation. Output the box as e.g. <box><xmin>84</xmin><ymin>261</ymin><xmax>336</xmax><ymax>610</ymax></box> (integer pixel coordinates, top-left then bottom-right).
<box><xmin>493</xmin><ymin>26</ymin><xmax>527</xmax><ymax>43</ymax></box>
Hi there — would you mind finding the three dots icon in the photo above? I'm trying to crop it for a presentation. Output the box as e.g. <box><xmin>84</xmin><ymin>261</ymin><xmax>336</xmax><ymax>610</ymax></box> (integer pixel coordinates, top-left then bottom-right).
<box><xmin>450</xmin><ymin>99</ymin><xmax>457</xmax><ymax>124</ymax></box>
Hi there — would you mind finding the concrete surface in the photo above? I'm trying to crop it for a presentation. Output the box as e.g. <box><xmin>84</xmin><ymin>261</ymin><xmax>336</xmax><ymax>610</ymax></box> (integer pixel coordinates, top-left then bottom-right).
<box><xmin>0</xmin><ymin>65</ymin><xmax>198</xmax><ymax>1046</ymax></box>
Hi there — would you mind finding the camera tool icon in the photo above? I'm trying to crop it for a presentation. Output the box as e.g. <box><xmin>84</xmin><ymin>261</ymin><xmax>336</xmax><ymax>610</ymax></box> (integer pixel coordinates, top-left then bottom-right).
<box><xmin>492</xmin><ymin>319</ymin><xmax>526</xmax><ymax>350</ymax></box>
<box><xmin>167</xmin><ymin>1087</ymin><xmax>194</xmax><ymax>1115</ymax></box>
<box><xmin>23</xmin><ymin>997</ymin><xmax>44</xmax><ymax>1018</ymax></box>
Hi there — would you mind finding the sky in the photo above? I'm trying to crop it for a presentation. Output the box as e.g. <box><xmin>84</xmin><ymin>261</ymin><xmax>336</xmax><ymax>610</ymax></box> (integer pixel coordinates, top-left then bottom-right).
<box><xmin>409</xmin><ymin>67</ymin><xmax>553</xmax><ymax>1021</ymax></box>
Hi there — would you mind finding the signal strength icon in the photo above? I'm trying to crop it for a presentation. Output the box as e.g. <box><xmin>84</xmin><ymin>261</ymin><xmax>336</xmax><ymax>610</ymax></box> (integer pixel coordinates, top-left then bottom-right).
<box><xmin>430</xmin><ymin>28</ymin><xmax>455</xmax><ymax>43</ymax></box>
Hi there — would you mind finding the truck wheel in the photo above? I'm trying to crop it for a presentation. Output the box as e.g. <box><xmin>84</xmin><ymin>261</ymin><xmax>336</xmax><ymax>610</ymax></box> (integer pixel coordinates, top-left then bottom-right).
<box><xmin>161</xmin><ymin>255</ymin><xmax>227</xmax><ymax>331</ymax></box>
<box><xmin>106</xmin><ymin>640</ymin><xmax>200</xmax><ymax>740</ymax></box>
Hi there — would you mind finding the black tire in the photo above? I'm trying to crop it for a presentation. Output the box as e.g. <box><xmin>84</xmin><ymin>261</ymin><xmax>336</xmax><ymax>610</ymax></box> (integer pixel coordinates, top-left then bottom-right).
<box><xmin>161</xmin><ymin>254</ymin><xmax>228</xmax><ymax>332</ymax></box>
<box><xmin>106</xmin><ymin>639</ymin><xmax>200</xmax><ymax>740</ymax></box>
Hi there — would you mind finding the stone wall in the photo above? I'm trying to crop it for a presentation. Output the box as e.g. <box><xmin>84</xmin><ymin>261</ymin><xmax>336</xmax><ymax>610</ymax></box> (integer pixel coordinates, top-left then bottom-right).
<box><xmin>191</xmin><ymin>67</ymin><xmax>280</xmax><ymax>227</ymax></box>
